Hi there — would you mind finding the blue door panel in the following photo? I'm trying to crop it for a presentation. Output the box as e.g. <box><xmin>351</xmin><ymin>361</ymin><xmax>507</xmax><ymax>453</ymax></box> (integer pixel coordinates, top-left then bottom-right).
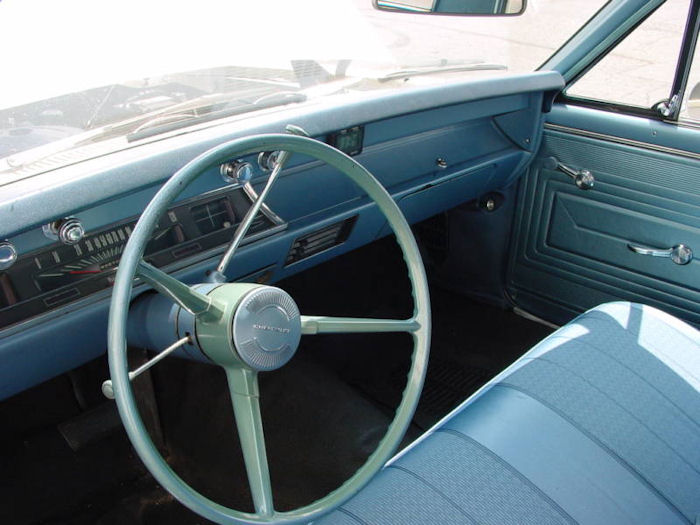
<box><xmin>508</xmin><ymin>108</ymin><xmax>700</xmax><ymax>326</ymax></box>
<box><xmin>547</xmin><ymin>105</ymin><xmax>700</xmax><ymax>156</ymax></box>
<box><xmin>548</xmin><ymin>192</ymin><xmax>700</xmax><ymax>290</ymax></box>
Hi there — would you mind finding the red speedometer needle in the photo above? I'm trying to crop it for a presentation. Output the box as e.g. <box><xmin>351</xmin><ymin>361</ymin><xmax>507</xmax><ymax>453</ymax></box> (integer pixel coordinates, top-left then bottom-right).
<box><xmin>69</xmin><ymin>270</ymin><xmax>101</xmax><ymax>274</ymax></box>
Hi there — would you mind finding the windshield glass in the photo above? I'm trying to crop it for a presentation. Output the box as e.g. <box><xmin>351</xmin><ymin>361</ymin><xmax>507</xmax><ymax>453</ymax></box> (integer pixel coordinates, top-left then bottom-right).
<box><xmin>0</xmin><ymin>0</ymin><xmax>607</xmax><ymax>169</ymax></box>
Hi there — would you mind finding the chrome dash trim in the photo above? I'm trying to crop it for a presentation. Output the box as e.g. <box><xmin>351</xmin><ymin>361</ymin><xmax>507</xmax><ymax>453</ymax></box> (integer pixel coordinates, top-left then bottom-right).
<box><xmin>544</xmin><ymin>123</ymin><xmax>700</xmax><ymax>161</ymax></box>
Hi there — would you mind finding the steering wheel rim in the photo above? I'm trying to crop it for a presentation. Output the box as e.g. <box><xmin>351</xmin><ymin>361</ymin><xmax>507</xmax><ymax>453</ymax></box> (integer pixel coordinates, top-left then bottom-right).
<box><xmin>107</xmin><ymin>133</ymin><xmax>431</xmax><ymax>524</ymax></box>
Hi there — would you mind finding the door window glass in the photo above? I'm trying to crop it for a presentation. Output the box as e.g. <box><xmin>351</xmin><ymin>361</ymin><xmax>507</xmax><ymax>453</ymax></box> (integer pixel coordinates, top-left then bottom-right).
<box><xmin>565</xmin><ymin>0</ymin><xmax>690</xmax><ymax>110</ymax></box>
<box><xmin>680</xmin><ymin>43</ymin><xmax>700</xmax><ymax>123</ymax></box>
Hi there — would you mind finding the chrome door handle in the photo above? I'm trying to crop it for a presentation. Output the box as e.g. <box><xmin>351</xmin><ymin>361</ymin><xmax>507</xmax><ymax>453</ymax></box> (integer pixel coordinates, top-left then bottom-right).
<box><xmin>628</xmin><ymin>243</ymin><xmax>693</xmax><ymax>265</ymax></box>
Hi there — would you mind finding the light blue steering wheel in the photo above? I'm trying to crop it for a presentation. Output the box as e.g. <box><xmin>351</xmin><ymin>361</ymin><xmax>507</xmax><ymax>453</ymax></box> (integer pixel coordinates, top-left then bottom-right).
<box><xmin>107</xmin><ymin>133</ymin><xmax>431</xmax><ymax>524</ymax></box>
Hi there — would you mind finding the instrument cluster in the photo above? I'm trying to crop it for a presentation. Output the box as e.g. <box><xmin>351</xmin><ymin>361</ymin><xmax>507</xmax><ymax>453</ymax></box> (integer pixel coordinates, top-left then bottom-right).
<box><xmin>0</xmin><ymin>186</ymin><xmax>285</xmax><ymax>330</ymax></box>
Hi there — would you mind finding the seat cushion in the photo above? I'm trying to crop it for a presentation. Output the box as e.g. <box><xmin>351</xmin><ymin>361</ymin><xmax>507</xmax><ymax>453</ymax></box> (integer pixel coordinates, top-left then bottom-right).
<box><xmin>316</xmin><ymin>302</ymin><xmax>700</xmax><ymax>525</ymax></box>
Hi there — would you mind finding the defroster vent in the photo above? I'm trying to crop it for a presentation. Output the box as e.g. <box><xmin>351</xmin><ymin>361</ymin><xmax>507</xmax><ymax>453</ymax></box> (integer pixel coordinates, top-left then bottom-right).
<box><xmin>285</xmin><ymin>216</ymin><xmax>357</xmax><ymax>266</ymax></box>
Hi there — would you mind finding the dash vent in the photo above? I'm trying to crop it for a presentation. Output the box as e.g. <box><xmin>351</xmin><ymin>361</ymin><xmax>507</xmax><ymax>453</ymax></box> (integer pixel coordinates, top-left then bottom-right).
<box><xmin>285</xmin><ymin>216</ymin><xmax>357</xmax><ymax>266</ymax></box>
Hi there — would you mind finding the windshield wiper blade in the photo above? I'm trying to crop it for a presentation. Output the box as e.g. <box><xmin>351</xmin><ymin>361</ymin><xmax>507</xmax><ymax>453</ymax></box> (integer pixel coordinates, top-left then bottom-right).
<box><xmin>2</xmin><ymin>91</ymin><xmax>307</xmax><ymax>172</ymax></box>
<box><xmin>126</xmin><ymin>91</ymin><xmax>307</xmax><ymax>142</ymax></box>
<box><xmin>378</xmin><ymin>63</ymin><xmax>507</xmax><ymax>82</ymax></box>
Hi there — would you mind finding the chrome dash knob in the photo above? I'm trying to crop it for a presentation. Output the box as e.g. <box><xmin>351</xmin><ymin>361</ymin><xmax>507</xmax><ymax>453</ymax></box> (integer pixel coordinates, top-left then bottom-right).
<box><xmin>220</xmin><ymin>160</ymin><xmax>254</xmax><ymax>185</ymax></box>
<box><xmin>257</xmin><ymin>151</ymin><xmax>282</xmax><ymax>172</ymax></box>
<box><xmin>0</xmin><ymin>241</ymin><xmax>18</xmax><ymax>270</ymax></box>
<box><xmin>58</xmin><ymin>218</ymin><xmax>85</xmax><ymax>245</ymax></box>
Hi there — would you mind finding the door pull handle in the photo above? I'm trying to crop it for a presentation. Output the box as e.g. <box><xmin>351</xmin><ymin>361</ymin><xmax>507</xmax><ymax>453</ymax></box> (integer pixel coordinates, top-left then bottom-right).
<box><xmin>628</xmin><ymin>243</ymin><xmax>693</xmax><ymax>265</ymax></box>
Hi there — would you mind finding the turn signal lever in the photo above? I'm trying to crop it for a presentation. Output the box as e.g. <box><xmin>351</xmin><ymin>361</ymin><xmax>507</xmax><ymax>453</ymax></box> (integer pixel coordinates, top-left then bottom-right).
<box><xmin>543</xmin><ymin>157</ymin><xmax>594</xmax><ymax>190</ymax></box>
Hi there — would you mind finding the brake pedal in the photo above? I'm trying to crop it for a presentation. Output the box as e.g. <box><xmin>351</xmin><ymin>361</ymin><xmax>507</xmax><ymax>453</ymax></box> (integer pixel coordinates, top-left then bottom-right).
<box><xmin>57</xmin><ymin>402</ymin><xmax>122</xmax><ymax>451</ymax></box>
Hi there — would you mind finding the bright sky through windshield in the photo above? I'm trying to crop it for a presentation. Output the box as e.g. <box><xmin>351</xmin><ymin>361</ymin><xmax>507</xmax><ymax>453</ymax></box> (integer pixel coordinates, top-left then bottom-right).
<box><xmin>0</xmin><ymin>0</ymin><xmax>390</xmax><ymax>110</ymax></box>
<box><xmin>1</xmin><ymin>0</ymin><xmax>612</xmax><ymax>168</ymax></box>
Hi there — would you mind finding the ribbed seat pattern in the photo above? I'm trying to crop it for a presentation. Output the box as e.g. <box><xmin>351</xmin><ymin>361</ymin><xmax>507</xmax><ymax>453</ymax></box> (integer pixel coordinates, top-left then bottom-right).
<box><xmin>317</xmin><ymin>302</ymin><xmax>700</xmax><ymax>525</ymax></box>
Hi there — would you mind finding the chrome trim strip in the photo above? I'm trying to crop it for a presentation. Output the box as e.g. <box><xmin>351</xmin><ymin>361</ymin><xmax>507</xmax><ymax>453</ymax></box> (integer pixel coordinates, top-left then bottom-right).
<box><xmin>513</xmin><ymin>307</ymin><xmax>560</xmax><ymax>330</ymax></box>
<box><xmin>242</xmin><ymin>182</ymin><xmax>286</xmax><ymax>226</ymax></box>
<box><xmin>544</xmin><ymin>123</ymin><xmax>700</xmax><ymax>161</ymax></box>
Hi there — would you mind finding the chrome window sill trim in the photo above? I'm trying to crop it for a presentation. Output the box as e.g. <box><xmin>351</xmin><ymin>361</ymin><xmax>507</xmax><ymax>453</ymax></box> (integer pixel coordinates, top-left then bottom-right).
<box><xmin>544</xmin><ymin>123</ymin><xmax>700</xmax><ymax>161</ymax></box>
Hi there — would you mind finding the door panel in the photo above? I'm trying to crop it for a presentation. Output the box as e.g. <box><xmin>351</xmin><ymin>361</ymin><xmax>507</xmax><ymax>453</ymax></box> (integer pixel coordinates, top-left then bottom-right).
<box><xmin>508</xmin><ymin>106</ymin><xmax>700</xmax><ymax>326</ymax></box>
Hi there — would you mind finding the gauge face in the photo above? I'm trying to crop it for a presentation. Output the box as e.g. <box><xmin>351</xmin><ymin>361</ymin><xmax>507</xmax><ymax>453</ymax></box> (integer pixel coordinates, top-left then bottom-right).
<box><xmin>35</xmin><ymin>247</ymin><xmax>123</xmax><ymax>292</ymax></box>
<box><xmin>31</xmin><ymin>222</ymin><xmax>187</xmax><ymax>294</ymax></box>
<box><xmin>32</xmin><ymin>222</ymin><xmax>134</xmax><ymax>294</ymax></box>
<box><xmin>190</xmin><ymin>198</ymin><xmax>235</xmax><ymax>235</ymax></box>
<box><xmin>0</xmin><ymin>187</ymin><xmax>283</xmax><ymax>331</ymax></box>
<box><xmin>29</xmin><ymin>200</ymin><xmax>233</xmax><ymax>295</ymax></box>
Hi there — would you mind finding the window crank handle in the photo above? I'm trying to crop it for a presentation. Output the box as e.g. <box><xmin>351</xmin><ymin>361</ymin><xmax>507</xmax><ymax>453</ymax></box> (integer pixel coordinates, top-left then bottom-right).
<box><xmin>543</xmin><ymin>157</ymin><xmax>594</xmax><ymax>190</ymax></box>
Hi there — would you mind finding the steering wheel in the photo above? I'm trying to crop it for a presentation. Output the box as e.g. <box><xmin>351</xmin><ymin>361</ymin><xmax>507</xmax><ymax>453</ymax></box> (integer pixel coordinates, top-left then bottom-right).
<box><xmin>107</xmin><ymin>132</ymin><xmax>431</xmax><ymax>524</ymax></box>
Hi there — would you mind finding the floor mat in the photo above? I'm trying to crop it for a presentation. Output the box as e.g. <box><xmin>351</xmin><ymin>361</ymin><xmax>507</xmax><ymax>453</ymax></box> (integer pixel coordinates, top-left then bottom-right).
<box><xmin>285</xmin><ymin>238</ymin><xmax>553</xmax><ymax>431</ymax></box>
<box><xmin>411</xmin><ymin>357</ymin><xmax>492</xmax><ymax>428</ymax></box>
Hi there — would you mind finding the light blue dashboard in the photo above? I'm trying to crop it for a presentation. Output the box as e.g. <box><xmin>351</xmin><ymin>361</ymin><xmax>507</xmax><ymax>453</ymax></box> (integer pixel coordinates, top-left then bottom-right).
<box><xmin>0</xmin><ymin>71</ymin><xmax>564</xmax><ymax>399</ymax></box>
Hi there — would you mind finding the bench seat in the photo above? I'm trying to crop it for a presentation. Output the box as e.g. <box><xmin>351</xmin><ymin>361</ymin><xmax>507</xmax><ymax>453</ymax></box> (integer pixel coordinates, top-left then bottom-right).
<box><xmin>317</xmin><ymin>302</ymin><xmax>700</xmax><ymax>525</ymax></box>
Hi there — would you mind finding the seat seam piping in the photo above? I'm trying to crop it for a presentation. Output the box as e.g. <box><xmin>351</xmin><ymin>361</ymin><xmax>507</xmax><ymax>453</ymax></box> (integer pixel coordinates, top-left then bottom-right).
<box><xmin>337</xmin><ymin>506</ymin><xmax>370</xmax><ymax>525</ymax></box>
<box><xmin>544</xmin><ymin>333</ymin><xmax>700</xmax><ymax>436</ymax></box>
<box><xmin>495</xmin><ymin>382</ymin><xmax>690</xmax><ymax>524</ymax></box>
<box><xmin>434</xmin><ymin>428</ymin><xmax>577</xmax><ymax>525</ymax></box>
<box><xmin>531</xmin><ymin>355</ymin><xmax>700</xmax><ymax>477</ymax></box>
<box><xmin>583</xmin><ymin>312</ymin><xmax>700</xmax><ymax>382</ymax></box>
<box><xmin>385</xmin><ymin>464</ymin><xmax>479</xmax><ymax>525</ymax></box>
<box><xmin>586</xmin><ymin>306</ymin><xmax>699</xmax><ymax>349</ymax></box>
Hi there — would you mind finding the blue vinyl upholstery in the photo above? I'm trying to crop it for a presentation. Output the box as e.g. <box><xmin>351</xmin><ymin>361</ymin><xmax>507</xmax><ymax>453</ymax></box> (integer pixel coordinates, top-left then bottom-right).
<box><xmin>317</xmin><ymin>302</ymin><xmax>700</xmax><ymax>524</ymax></box>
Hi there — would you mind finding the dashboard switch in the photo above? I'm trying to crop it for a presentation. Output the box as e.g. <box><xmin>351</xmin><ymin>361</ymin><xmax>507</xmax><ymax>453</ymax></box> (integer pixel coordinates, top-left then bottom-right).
<box><xmin>257</xmin><ymin>150</ymin><xmax>282</xmax><ymax>172</ymax></box>
<box><xmin>220</xmin><ymin>160</ymin><xmax>254</xmax><ymax>185</ymax></box>
<box><xmin>58</xmin><ymin>218</ymin><xmax>86</xmax><ymax>245</ymax></box>
<box><xmin>0</xmin><ymin>241</ymin><xmax>18</xmax><ymax>270</ymax></box>
<box><xmin>43</xmin><ymin>217</ymin><xmax>86</xmax><ymax>245</ymax></box>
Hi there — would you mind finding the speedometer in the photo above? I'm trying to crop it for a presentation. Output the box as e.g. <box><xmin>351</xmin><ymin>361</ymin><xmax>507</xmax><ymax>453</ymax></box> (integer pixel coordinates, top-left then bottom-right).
<box><xmin>0</xmin><ymin>186</ymin><xmax>284</xmax><ymax>331</ymax></box>
<box><xmin>32</xmin><ymin>224</ymin><xmax>133</xmax><ymax>294</ymax></box>
<box><xmin>36</xmin><ymin>262</ymin><xmax>104</xmax><ymax>291</ymax></box>
<box><xmin>31</xmin><ymin>222</ymin><xmax>188</xmax><ymax>294</ymax></box>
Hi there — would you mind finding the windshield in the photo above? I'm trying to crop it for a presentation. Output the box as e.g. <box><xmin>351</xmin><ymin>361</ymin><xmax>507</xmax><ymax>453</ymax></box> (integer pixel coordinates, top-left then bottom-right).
<box><xmin>0</xmin><ymin>0</ymin><xmax>608</xmax><ymax>170</ymax></box>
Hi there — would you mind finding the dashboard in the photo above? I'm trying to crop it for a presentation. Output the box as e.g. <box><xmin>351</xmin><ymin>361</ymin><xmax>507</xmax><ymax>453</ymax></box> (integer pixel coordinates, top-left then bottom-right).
<box><xmin>0</xmin><ymin>71</ymin><xmax>564</xmax><ymax>399</ymax></box>
<box><xmin>0</xmin><ymin>185</ymin><xmax>284</xmax><ymax>330</ymax></box>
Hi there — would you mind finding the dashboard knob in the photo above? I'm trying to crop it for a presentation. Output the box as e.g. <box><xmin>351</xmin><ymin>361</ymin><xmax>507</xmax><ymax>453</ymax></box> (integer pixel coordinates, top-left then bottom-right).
<box><xmin>58</xmin><ymin>218</ymin><xmax>85</xmax><ymax>245</ymax></box>
<box><xmin>257</xmin><ymin>150</ymin><xmax>282</xmax><ymax>172</ymax></box>
<box><xmin>0</xmin><ymin>241</ymin><xmax>18</xmax><ymax>270</ymax></box>
<box><xmin>220</xmin><ymin>160</ymin><xmax>254</xmax><ymax>185</ymax></box>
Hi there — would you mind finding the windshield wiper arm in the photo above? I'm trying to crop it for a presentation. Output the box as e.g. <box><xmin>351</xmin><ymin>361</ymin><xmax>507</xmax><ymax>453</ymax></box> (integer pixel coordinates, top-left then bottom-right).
<box><xmin>126</xmin><ymin>91</ymin><xmax>307</xmax><ymax>142</ymax></box>
<box><xmin>2</xmin><ymin>91</ymin><xmax>307</xmax><ymax>171</ymax></box>
<box><xmin>378</xmin><ymin>63</ymin><xmax>506</xmax><ymax>82</ymax></box>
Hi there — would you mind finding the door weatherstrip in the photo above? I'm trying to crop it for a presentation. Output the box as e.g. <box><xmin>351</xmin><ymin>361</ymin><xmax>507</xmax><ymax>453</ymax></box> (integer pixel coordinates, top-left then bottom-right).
<box><xmin>544</xmin><ymin>123</ymin><xmax>700</xmax><ymax>161</ymax></box>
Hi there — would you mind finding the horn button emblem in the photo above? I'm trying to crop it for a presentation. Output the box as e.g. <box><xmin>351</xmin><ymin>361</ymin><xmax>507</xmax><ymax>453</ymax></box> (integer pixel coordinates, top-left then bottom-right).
<box><xmin>232</xmin><ymin>287</ymin><xmax>301</xmax><ymax>371</ymax></box>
